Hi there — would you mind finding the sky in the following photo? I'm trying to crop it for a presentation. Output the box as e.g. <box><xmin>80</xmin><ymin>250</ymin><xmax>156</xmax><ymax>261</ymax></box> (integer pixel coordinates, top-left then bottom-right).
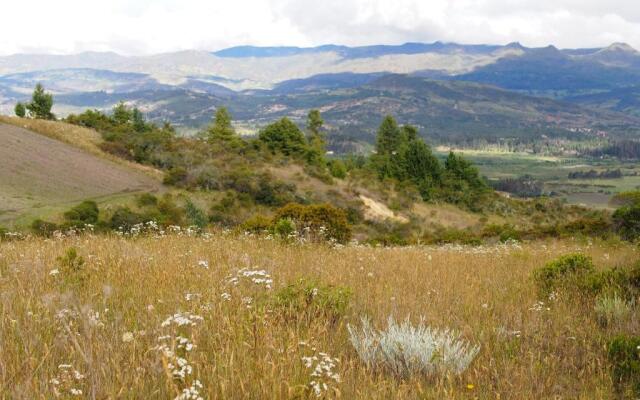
<box><xmin>1</xmin><ymin>0</ymin><xmax>640</xmax><ymax>55</ymax></box>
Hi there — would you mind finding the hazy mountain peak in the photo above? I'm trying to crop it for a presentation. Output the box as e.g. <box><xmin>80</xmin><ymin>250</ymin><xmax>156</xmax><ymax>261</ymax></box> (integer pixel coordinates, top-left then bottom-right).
<box><xmin>601</xmin><ymin>42</ymin><xmax>638</xmax><ymax>54</ymax></box>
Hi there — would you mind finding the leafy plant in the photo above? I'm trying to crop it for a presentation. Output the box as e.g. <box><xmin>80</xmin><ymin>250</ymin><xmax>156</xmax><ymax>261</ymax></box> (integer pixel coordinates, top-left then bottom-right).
<box><xmin>56</xmin><ymin>247</ymin><xmax>88</xmax><ymax>287</ymax></box>
<box><xmin>607</xmin><ymin>335</ymin><xmax>640</xmax><ymax>396</ymax></box>
<box><xmin>273</xmin><ymin>278</ymin><xmax>352</xmax><ymax>324</ymax></box>
<box><xmin>533</xmin><ymin>253</ymin><xmax>595</xmax><ymax>296</ymax></box>
<box><xmin>274</xmin><ymin>203</ymin><xmax>352</xmax><ymax>243</ymax></box>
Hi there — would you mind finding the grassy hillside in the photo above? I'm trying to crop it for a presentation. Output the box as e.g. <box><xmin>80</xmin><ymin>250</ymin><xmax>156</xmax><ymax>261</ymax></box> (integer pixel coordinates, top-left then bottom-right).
<box><xmin>0</xmin><ymin>121</ymin><xmax>161</xmax><ymax>226</ymax></box>
<box><xmin>1</xmin><ymin>233</ymin><xmax>637</xmax><ymax>398</ymax></box>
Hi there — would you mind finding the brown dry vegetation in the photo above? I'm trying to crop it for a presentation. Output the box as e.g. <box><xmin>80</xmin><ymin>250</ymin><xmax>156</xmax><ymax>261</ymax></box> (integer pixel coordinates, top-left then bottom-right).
<box><xmin>1</xmin><ymin>233</ymin><xmax>638</xmax><ymax>399</ymax></box>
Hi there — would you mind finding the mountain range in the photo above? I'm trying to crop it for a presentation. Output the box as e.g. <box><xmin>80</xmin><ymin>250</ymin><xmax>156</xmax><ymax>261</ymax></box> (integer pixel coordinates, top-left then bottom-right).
<box><xmin>1</xmin><ymin>41</ymin><xmax>640</xmax><ymax>149</ymax></box>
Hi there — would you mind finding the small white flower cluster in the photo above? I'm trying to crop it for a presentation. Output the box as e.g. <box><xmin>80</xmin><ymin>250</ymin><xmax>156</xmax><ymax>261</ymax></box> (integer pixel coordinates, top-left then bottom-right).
<box><xmin>301</xmin><ymin>352</ymin><xmax>341</xmax><ymax>397</ymax></box>
<box><xmin>161</xmin><ymin>312</ymin><xmax>204</xmax><ymax>328</ymax></box>
<box><xmin>175</xmin><ymin>380</ymin><xmax>204</xmax><ymax>400</ymax></box>
<box><xmin>116</xmin><ymin>221</ymin><xmax>161</xmax><ymax>237</ymax></box>
<box><xmin>228</xmin><ymin>268</ymin><xmax>273</xmax><ymax>289</ymax></box>
<box><xmin>529</xmin><ymin>301</ymin><xmax>551</xmax><ymax>312</ymax></box>
<box><xmin>157</xmin><ymin>312</ymin><xmax>205</xmax><ymax>399</ymax></box>
<box><xmin>184</xmin><ymin>293</ymin><xmax>201</xmax><ymax>302</ymax></box>
<box><xmin>49</xmin><ymin>364</ymin><xmax>84</xmax><ymax>398</ymax></box>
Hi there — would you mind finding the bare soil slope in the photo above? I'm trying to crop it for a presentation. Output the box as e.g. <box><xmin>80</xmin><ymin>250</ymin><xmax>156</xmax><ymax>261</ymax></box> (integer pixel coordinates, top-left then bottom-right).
<box><xmin>0</xmin><ymin>123</ymin><xmax>160</xmax><ymax>223</ymax></box>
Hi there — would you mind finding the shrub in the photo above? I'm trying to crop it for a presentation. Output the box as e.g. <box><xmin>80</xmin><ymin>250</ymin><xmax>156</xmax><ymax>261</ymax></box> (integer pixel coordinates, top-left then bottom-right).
<box><xmin>613</xmin><ymin>204</ymin><xmax>640</xmax><ymax>241</ymax></box>
<box><xmin>328</xmin><ymin>160</ymin><xmax>347</xmax><ymax>179</ymax></box>
<box><xmin>273</xmin><ymin>278</ymin><xmax>352</xmax><ymax>324</ymax></box>
<box><xmin>163</xmin><ymin>166</ymin><xmax>188</xmax><ymax>186</ymax></box>
<box><xmin>607</xmin><ymin>335</ymin><xmax>640</xmax><ymax>396</ymax></box>
<box><xmin>347</xmin><ymin>317</ymin><xmax>480</xmax><ymax>378</ymax></box>
<box><xmin>63</xmin><ymin>200</ymin><xmax>99</xmax><ymax>227</ymax></box>
<box><xmin>31</xmin><ymin>219</ymin><xmax>59</xmax><ymax>237</ymax></box>
<box><xmin>14</xmin><ymin>102</ymin><xmax>26</xmax><ymax>118</ymax></box>
<box><xmin>157</xmin><ymin>195</ymin><xmax>184</xmax><ymax>226</ymax></box>
<box><xmin>533</xmin><ymin>253</ymin><xmax>595</xmax><ymax>296</ymax></box>
<box><xmin>56</xmin><ymin>247</ymin><xmax>87</xmax><ymax>287</ymax></box>
<box><xmin>184</xmin><ymin>200</ymin><xmax>207</xmax><ymax>228</ymax></box>
<box><xmin>273</xmin><ymin>218</ymin><xmax>296</xmax><ymax>239</ymax></box>
<box><xmin>274</xmin><ymin>203</ymin><xmax>352</xmax><ymax>243</ymax></box>
<box><xmin>136</xmin><ymin>193</ymin><xmax>158</xmax><ymax>207</ymax></box>
<box><xmin>108</xmin><ymin>207</ymin><xmax>145</xmax><ymax>231</ymax></box>
<box><xmin>241</xmin><ymin>215</ymin><xmax>273</xmax><ymax>233</ymax></box>
<box><xmin>594</xmin><ymin>294</ymin><xmax>633</xmax><ymax>327</ymax></box>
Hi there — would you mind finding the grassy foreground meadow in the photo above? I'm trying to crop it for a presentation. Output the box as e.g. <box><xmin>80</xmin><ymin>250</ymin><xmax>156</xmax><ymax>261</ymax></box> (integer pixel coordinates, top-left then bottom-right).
<box><xmin>1</xmin><ymin>232</ymin><xmax>638</xmax><ymax>399</ymax></box>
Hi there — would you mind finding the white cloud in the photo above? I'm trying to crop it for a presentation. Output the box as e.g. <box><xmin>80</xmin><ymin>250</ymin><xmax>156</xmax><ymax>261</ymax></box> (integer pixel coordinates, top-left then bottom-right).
<box><xmin>0</xmin><ymin>0</ymin><xmax>639</xmax><ymax>55</ymax></box>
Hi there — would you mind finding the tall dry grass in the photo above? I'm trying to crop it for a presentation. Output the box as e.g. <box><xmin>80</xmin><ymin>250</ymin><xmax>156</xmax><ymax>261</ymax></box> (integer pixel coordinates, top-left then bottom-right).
<box><xmin>0</xmin><ymin>234</ymin><xmax>637</xmax><ymax>399</ymax></box>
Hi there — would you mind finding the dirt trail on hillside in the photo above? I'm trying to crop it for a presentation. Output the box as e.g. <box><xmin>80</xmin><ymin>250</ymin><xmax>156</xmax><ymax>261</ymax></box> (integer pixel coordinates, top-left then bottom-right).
<box><xmin>0</xmin><ymin>123</ymin><xmax>160</xmax><ymax>219</ymax></box>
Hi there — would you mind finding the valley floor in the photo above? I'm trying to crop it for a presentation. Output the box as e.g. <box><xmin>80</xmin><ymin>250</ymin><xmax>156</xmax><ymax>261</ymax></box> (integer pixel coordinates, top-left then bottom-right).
<box><xmin>1</xmin><ymin>233</ymin><xmax>637</xmax><ymax>398</ymax></box>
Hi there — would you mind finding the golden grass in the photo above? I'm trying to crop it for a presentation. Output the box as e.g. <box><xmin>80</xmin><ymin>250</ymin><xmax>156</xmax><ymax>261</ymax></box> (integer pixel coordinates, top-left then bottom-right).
<box><xmin>0</xmin><ymin>234</ymin><xmax>637</xmax><ymax>399</ymax></box>
<box><xmin>0</xmin><ymin>116</ymin><xmax>163</xmax><ymax>180</ymax></box>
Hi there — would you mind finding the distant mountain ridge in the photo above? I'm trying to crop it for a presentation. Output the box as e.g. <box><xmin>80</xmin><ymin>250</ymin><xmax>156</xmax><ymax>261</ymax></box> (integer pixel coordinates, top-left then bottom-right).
<box><xmin>1</xmin><ymin>40</ymin><xmax>640</xmax><ymax>149</ymax></box>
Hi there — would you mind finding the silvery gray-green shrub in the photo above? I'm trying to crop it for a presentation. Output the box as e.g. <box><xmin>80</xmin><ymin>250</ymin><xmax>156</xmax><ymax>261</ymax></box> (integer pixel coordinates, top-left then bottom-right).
<box><xmin>348</xmin><ymin>317</ymin><xmax>479</xmax><ymax>378</ymax></box>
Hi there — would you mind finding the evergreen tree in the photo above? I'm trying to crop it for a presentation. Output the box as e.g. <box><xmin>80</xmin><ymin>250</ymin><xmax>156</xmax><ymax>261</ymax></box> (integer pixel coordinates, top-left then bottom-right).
<box><xmin>375</xmin><ymin>115</ymin><xmax>402</xmax><ymax>155</ymax></box>
<box><xmin>208</xmin><ymin>107</ymin><xmax>237</xmax><ymax>144</ymax></box>
<box><xmin>14</xmin><ymin>102</ymin><xmax>26</xmax><ymax>118</ymax></box>
<box><xmin>259</xmin><ymin>117</ymin><xmax>307</xmax><ymax>156</ymax></box>
<box><xmin>306</xmin><ymin>109</ymin><xmax>326</xmax><ymax>164</ymax></box>
<box><xmin>132</xmin><ymin>107</ymin><xmax>146</xmax><ymax>132</ymax></box>
<box><xmin>26</xmin><ymin>83</ymin><xmax>54</xmax><ymax>120</ymax></box>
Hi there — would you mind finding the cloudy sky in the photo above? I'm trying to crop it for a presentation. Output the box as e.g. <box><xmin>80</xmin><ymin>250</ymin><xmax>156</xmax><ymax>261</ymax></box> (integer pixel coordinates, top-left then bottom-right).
<box><xmin>1</xmin><ymin>0</ymin><xmax>639</xmax><ymax>55</ymax></box>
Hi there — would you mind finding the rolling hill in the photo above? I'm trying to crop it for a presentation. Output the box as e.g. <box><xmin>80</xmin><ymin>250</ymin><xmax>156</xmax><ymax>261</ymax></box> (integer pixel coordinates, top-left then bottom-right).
<box><xmin>0</xmin><ymin>121</ymin><xmax>161</xmax><ymax>225</ymax></box>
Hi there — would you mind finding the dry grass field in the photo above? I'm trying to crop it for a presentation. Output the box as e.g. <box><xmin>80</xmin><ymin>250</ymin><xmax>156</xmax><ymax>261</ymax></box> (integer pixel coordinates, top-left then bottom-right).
<box><xmin>1</xmin><ymin>233</ymin><xmax>638</xmax><ymax>399</ymax></box>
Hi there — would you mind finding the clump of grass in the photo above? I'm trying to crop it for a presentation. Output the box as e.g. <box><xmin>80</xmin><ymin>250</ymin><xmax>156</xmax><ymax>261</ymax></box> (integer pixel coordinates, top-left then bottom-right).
<box><xmin>347</xmin><ymin>317</ymin><xmax>480</xmax><ymax>378</ymax></box>
<box><xmin>594</xmin><ymin>294</ymin><xmax>634</xmax><ymax>327</ymax></box>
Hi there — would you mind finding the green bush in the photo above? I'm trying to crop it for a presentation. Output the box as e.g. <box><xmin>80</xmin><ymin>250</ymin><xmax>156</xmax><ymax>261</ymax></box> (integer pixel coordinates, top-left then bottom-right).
<box><xmin>56</xmin><ymin>247</ymin><xmax>88</xmax><ymax>287</ymax></box>
<box><xmin>136</xmin><ymin>193</ymin><xmax>158</xmax><ymax>207</ymax></box>
<box><xmin>613</xmin><ymin>204</ymin><xmax>640</xmax><ymax>241</ymax></box>
<box><xmin>273</xmin><ymin>278</ymin><xmax>352</xmax><ymax>324</ymax></box>
<box><xmin>328</xmin><ymin>159</ymin><xmax>347</xmax><ymax>179</ymax></box>
<box><xmin>274</xmin><ymin>203</ymin><xmax>352</xmax><ymax>243</ymax></box>
<box><xmin>607</xmin><ymin>335</ymin><xmax>640</xmax><ymax>396</ymax></box>
<box><xmin>63</xmin><ymin>200</ymin><xmax>99</xmax><ymax>227</ymax></box>
<box><xmin>108</xmin><ymin>207</ymin><xmax>145</xmax><ymax>231</ymax></box>
<box><xmin>241</xmin><ymin>215</ymin><xmax>273</xmax><ymax>233</ymax></box>
<box><xmin>533</xmin><ymin>253</ymin><xmax>595</xmax><ymax>296</ymax></box>
<box><xmin>163</xmin><ymin>166</ymin><xmax>188</xmax><ymax>186</ymax></box>
<box><xmin>31</xmin><ymin>219</ymin><xmax>59</xmax><ymax>236</ymax></box>
<box><xmin>157</xmin><ymin>195</ymin><xmax>184</xmax><ymax>226</ymax></box>
<box><xmin>273</xmin><ymin>218</ymin><xmax>296</xmax><ymax>239</ymax></box>
<box><xmin>184</xmin><ymin>200</ymin><xmax>207</xmax><ymax>228</ymax></box>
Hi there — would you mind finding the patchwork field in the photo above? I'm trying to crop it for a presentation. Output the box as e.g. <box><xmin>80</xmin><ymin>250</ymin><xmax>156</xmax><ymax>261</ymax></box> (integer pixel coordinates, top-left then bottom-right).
<box><xmin>1</xmin><ymin>233</ymin><xmax>638</xmax><ymax>399</ymax></box>
<box><xmin>0</xmin><ymin>122</ymin><xmax>161</xmax><ymax>226</ymax></box>
<box><xmin>447</xmin><ymin>150</ymin><xmax>640</xmax><ymax>208</ymax></box>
